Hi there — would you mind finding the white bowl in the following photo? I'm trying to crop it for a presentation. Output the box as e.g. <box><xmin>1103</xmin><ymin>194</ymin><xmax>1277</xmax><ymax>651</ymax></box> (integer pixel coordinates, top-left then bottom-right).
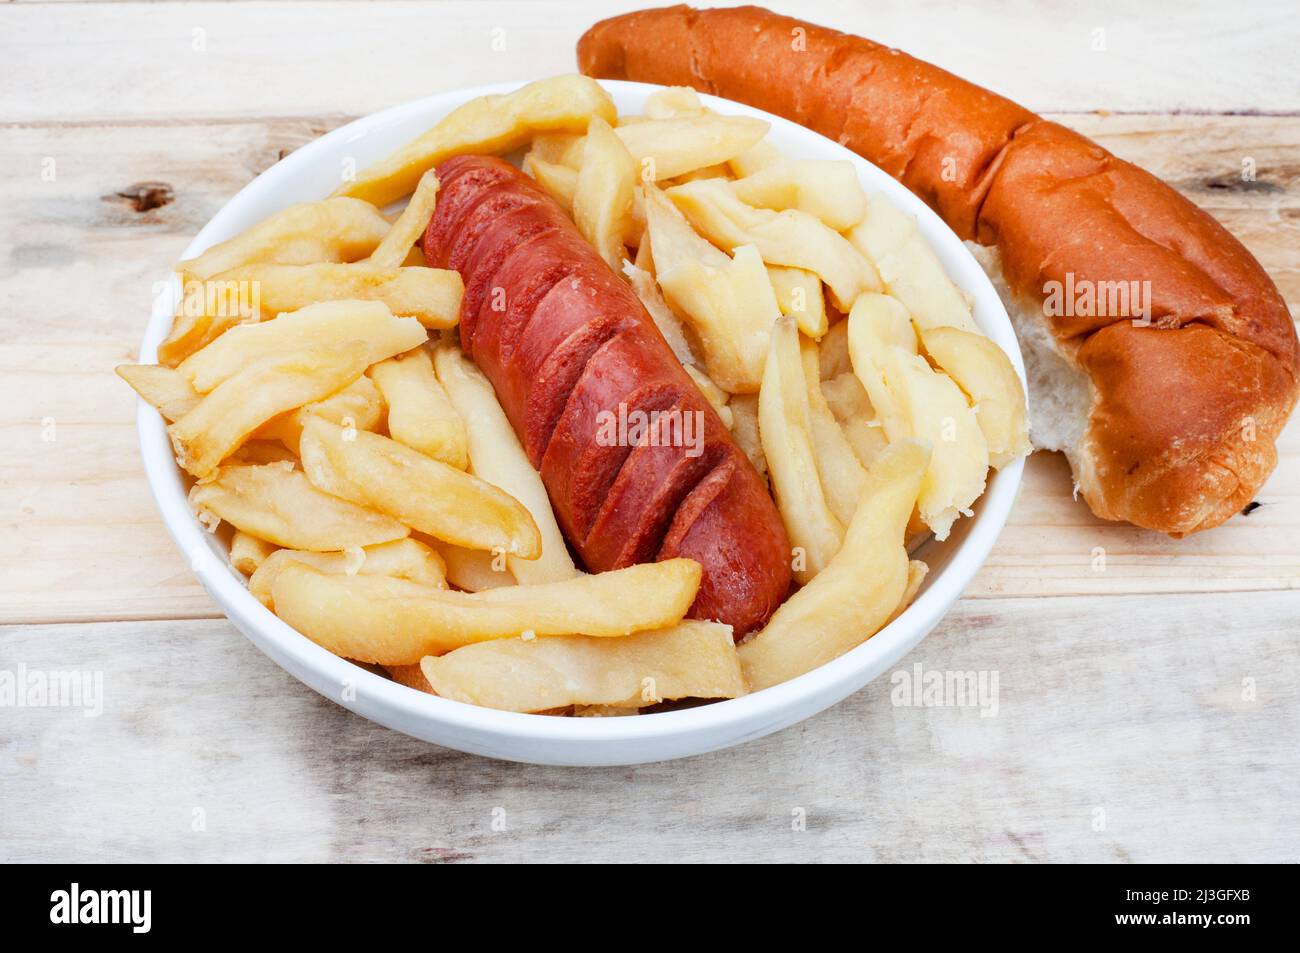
<box><xmin>137</xmin><ymin>80</ymin><xmax>1026</xmax><ymax>766</ymax></box>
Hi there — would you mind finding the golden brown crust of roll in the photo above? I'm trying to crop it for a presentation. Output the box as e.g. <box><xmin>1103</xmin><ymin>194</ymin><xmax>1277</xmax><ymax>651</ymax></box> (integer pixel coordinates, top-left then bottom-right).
<box><xmin>578</xmin><ymin>4</ymin><xmax>1299</xmax><ymax>535</ymax></box>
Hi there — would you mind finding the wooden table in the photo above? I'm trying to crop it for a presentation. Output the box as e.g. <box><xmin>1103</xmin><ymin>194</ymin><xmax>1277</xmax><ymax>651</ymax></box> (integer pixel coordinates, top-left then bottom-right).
<box><xmin>3</xmin><ymin>0</ymin><xmax>1297</xmax><ymax>863</ymax></box>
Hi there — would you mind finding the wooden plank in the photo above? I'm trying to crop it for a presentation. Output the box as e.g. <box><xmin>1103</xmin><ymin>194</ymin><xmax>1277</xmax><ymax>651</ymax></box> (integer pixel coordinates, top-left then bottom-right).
<box><xmin>1</xmin><ymin>119</ymin><xmax>340</xmax><ymax>624</ymax></box>
<box><xmin>2</xmin><ymin>592</ymin><xmax>1296</xmax><ymax>862</ymax></box>
<box><xmin>3</xmin><ymin>0</ymin><xmax>1298</xmax><ymax>123</ymax></box>
<box><xmin>1</xmin><ymin>113</ymin><xmax>1298</xmax><ymax>623</ymax></box>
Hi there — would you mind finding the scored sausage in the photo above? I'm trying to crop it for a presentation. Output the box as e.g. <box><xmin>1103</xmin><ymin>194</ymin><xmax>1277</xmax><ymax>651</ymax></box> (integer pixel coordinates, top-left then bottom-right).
<box><xmin>423</xmin><ymin>155</ymin><xmax>792</xmax><ymax>635</ymax></box>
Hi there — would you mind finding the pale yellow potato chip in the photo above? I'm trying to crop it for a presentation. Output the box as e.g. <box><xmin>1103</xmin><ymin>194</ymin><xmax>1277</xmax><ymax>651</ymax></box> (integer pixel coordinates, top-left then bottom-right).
<box><xmin>249</xmin><ymin>538</ymin><xmax>447</xmax><ymax>609</ymax></box>
<box><xmin>920</xmin><ymin>326</ymin><xmax>1031</xmax><ymax>469</ymax></box>
<box><xmin>667</xmin><ymin>178</ymin><xmax>880</xmax><ymax>310</ymax></box>
<box><xmin>645</xmin><ymin>184</ymin><xmax>779</xmax><ymax>393</ymax></box>
<box><xmin>799</xmin><ymin>337</ymin><xmax>867</xmax><ymax>526</ymax></box>
<box><xmin>189</xmin><ymin>462</ymin><xmax>409</xmax><ymax>551</ymax></box>
<box><xmin>844</xmin><ymin>192</ymin><xmax>979</xmax><ymax>334</ymax></box>
<box><xmin>337</xmin><ymin>75</ymin><xmax>617</xmax><ymax>207</ymax></box>
<box><xmin>229</xmin><ymin>530</ymin><xmax>277</xmax><ymax>575</ymax></box>
<box><xmin>369</xmin><ymin>347</ymin><xmax>468</xmax><ymax>468</ymax></box>
<box><xmin>116</xmin><ymin>363</ymin><xmax>201</xmax><ymax>421</ymax></box>
<box><xmin>614</xmin><ymin>114</ymin><xmax>768</xmax><ymax>181</ymax></box>
<box><xmin>271</xmin><ymin>558</ymin><xmax>702</xmax><ymax>664</ymax></box>
<box><xmin>178</xmin><ymin>299</ymin><xmax>425</xmax><ymax>394</ymax></box>
<box><xmin>759</xmin><ymin>317</ymin><xmax>843</xmax><ymax>583</ymax></box>
<box><xmin>739</xmin><ymin>441</ymin><xmax>928</xmax><ymax>690</ymax></box>
<box><xmin>256</xmin><ymin>374</ymin><xmax>385</xmax><ymax>455</ymax></box>
<box><xmin>767</xmin><ymin>265</ymin><xmax>828</xmax><ymax>338</ymax></box>
<box><xmin>848</xmin><ymin>294</ymin><xmax>988</xmax><ymax>540</ymax></box>
<box><xmin>368</xmin><ymin>169</ymin><xmax>441</xmax><ymax>269</ymax></box>
<box><xmin>732</xmin><ymin>158</ymin><xmax>867</xmax><ymax>231</ymax></box>
<box><xmin>298</xmin><ymin>416</ymin><xmax>541</xmax><ymax>559</ymax></box>
<box><xmin>432</xmin><ymin>345</ymin><xmax>576</xmax><ymax>584</ymax></box>
<box><xmin>573</xmin><ymin>116</ymin><xmax>638</xmax><ymax>271</ymax></box>
<box><xmin>178</xmin><ymin>197</ymin><xmax>390</xmax><ymax>279</ymax></box>
<box><xmin>169</xmin><ymin>342</ymin><xmax>372</xmax><ymax>478</ymax></box>
<box><xmin>201</xmin><ymin>262</ymin><xmax>462</xmax><ymax>329</ymax></box>
<box><xmin>420</xmin><ymin>620</ymin><xmax>743</xmax><ymax>712</ymax></box>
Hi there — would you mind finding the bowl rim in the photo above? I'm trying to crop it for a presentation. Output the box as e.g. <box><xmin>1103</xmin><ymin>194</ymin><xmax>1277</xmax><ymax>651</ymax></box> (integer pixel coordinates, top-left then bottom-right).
<box><xmin>136</xmin><ymin>78</ymin><xmax>1026</xmax><ymax>750</ymax></box>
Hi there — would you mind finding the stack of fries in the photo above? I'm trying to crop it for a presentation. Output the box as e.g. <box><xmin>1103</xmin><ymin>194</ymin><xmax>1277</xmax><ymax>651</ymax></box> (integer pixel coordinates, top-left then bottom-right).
<box><xmin>119</xmin><ymin>76</ymin><xmax>1029</xmax><ymax>714</ymax></box>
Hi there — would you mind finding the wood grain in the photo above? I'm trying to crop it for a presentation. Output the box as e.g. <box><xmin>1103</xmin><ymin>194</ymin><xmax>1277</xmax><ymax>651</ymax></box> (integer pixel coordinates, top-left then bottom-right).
<box><xmin>3</xmin><ymin>112</ymin><xmax>1296</xmax><ymax>623</ymax></box>
<box><xmin>2</xmin><ymin>0</ymin><xmax>1298</xmax><ymax>862</ymax></box>
<box><xmin>3</xmin><ymin>0</ymin><xmax>1298</xmax><ymax>123</ymax></box>
<box><xmin>2</xmin><ymin>592</ymin><xmax>1295</xmax><ymax>862</ymax></box>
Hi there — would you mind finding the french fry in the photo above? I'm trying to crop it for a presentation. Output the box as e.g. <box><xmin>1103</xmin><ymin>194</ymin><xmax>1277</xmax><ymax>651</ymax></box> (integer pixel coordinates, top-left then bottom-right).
<box><xmin>633</xmin><ymin>227</ymin><xmax>654</xmax><ymax>272</ymax></box>
<box><xmin>728</xmin><ymin>394</ymin><xmax>767</xmax><ymax>482</ymax></box>
<box><xmin>669</xmin><ymin>163</ymin><xmax>734</xmax><ymax>184</ymax></box>
<box><xmin>336</xmin><ymin>75</ymin><xmax>618</xmax><ymax>207</ymax></box>
<box><xmin>299</xmin><ymin>416</ymin><xmax>541</xmax><ymax>558</ymax></box>
<box><xmin>189</xmin><ymin>462</ymin><xmax>409</xmax><ymax>551</ymax></box>
<box><xmin>767</xmin><ymin>265</ymin><xmax>828</xmax><ymax>338</ymax></box>
<box><xmin>386</xmin><ymin>663</ymin><xmax>435</xmax><ymax>693</ymax></box>
<box><xmin>727</xmin><ymin>140</ymin><xmax>783</xmax><ymax>178</ymax></box>
<box><xmin>848</xmin><ymin>294</ymin><xmax>988</xmax><ymax>539</ymax></box>
<box><xmin>197</xmin><ymin>263</ymin><xmax>462</xmax><ymax>329</ymax></box>
<box><xmin>739</xmin><ymin>441</ymin><xmax>929</xmax><ymax>690</ymax></box>
<box><xmin>643</xmin><ymin>86</ymin><xmax>705</xmax><ymax>119</ymax></box>
<box><xmin>732</xmin><ymin>158</ymin><xmax>867</xmax><ymax>230</ymax></box>
<box><xmin>759</xmin><ymin>317</ymin><xmax>844</xmax><ymax>583</ymax></box>
<box><xmin>885</xmin><ymin>560</ymin><xmax>929</xmax><ymax>627</ymax></box>
<box><xmin>621</xmin><ymin>258</ymin><xmax>696</xmax><ymax>366</ymax></box>
<box><xmin>572</xmin><ymin>705</ymin><xmax>639</xmax><ymax>717</ymax></box>
<box><xmin>270</xmin><ymin>558</ymin><xmax>702</xmax><ymax>664</ymax></box>
<box><xmin>683</xmin><ymin>364</ymin><xmax>734</xmax><ymax>429</ymax></box>
<box><xmin>229</xmin><ymin>530</ymin><xmax>277</xmax><ymax>575</ymax></box>
<box><xmin>226</xmin><ymin>439</ymin><xmax>299</xmax><ymax>466</ymax></box>
<box><xmin>818</xmin><ymin>319</ymin><xmax>852</xmax><ymax>379</ymax></box>
<box><xmin>178</xmin><ymin>300</ymin><xmax>426</xmax><ymax>393</ymax></box>
<box><xmin>169</xmin><ymin>342</ymin><xmax>372</xmax><ymax>478</ymax></box>
<box><xmin>421</xmin><ymin>620</ymin><xmax>743</xmax><ymax>712</ymax></box>
<box><xmin>432</xmin><ymin>541</ymin><xmax>516</xmax><ymax>591</ymax></box>
<box><xmin>645</xmin><ymin>184</ymin><xmax>779</xmax><ymax>393</ymax></box>
<box><xmin>529</xmin><ymin>132</ymin><xmax>587</xmax><ymax>168</ymax></box>
<box><xmin>920</xmin><ymin>326</ymin><xmax>1032</xmax><ymax>469</ymax></box>
<box><xmin>573</xmin><ymin>116</ymin><xmax>638</xmax><ymax>271</ymax></box>
<box><xmin>249</xmin><ymin>538</ymin><xmax>447</xmax><ymax>609</ymax></box>
<box><xmin>369</xmin><ymin>347</ymin><xmax>468</xmax><ymax>468</ymax></box>
<box><xmin>614</xmin><ymin>114</ymin><xmax>769</xmax><ymax>181</ymax></box>
<box><xmin>115</xmin><ymin>363</ymin><xmax>201</xmax><ymax>421</ymax></box>
<box><xmin>821</xmin><ymin>372</ymin><xmax>888</xmax><ymax>468</ymax></box>
<box><xmin>433</xmin><ymin>345</ymin><xmax>576</xmax><ymax>583</ymax></box>
<box><xmin>800</xmin><ymin>338</ymin><xmax>867</xmax><ymax>526</ymax></box>
<box><xmin>845</xmin><ymin>192</ymin><xmax>979</xmax><ymax>334</ymax></box>
<box><xmin>368</xmin><ymin>170</ymin><xmax>441</xmax><ymax>269</ymax></box>
<box><xmin>177</xmin><ymin>197</ymin><xmax>390</xmax><ymax>279</ymax></box>
<box><xmin>667</xmin><ymin>179</ymin><xmax>880</xmax><ymax>310</ymax></box>
<box><xmin>256</xmin><ymin>374</ymin><xmax>385</xmax><ymax>455</ymax></box>
<box><xmin>524</xmin><ymin>155</ymin><xmax>577</xmax><ymax>211</ymax></box>
<box><xmin>158</xmin><ymin>272</ymin><xmax>259</xmax><ymax>367</ymax></box>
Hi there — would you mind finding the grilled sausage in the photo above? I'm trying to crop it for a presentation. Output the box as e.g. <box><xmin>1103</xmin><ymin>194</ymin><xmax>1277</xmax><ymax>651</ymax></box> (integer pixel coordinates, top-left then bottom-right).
<box><xmin>424</xmin><ymin>155</ymin><xmax>792</xmax><ymax>634</ymax></box>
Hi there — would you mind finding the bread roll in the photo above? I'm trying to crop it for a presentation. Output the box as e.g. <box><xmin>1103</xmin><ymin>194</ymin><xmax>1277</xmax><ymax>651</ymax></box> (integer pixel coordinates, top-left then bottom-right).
<box><xmin>578</xmin><ymin>4</ymin><xmax>1299</xmax><ymax>535</ymax></box>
